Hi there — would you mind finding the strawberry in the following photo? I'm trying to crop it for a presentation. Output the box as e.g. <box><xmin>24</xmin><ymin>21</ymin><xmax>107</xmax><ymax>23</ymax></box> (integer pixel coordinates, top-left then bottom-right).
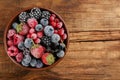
<box><xmin>27</xmin><ymin>18</ymin><xmax>38</xmax><ymax>28</ymax></box>
<box><xmin>42</xmin><ymin>53</ymin><xmax>55</xmax><ymax>65</ymax></box>
<box><xmin>16</xmin><ymin>23</ymin><xmax>29</xmax><ymax>35</ymax></box>
<box><xmin>7</xmin><ymin>46</ymin><xmax>19</xmax><ymax>56</ymax></box>
<box><xmin>7</xmin><ymin>29</ymin><xmax>16</xmax><ymax>39</ymax></box>
<box><xmin>13</xmin><ymin>34</ymin><xmax>24</xmax><ymax>45</ymax></box>
<box><xmin>30</xmin><ymin>44</ymin><xmax>45</xmax><ymax>58</ymax></box>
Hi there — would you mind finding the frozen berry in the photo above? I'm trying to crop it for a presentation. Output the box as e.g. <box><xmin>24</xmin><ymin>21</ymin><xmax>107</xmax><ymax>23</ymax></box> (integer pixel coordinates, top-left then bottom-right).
<box><xmin>16</xmin><ymin>52</ymin><xmax>23</xmax><ymax>63</ymax></box>
<box><xmin>36</xmin><ymin>60</ymin><xmax>43</xmax><ymax>68</ymax></box>
<box><xmin>23</xmin><ymin>54</ymin><xmax>31</xmax><ymax>64</ymax></box>
<box><xmin>27</xmin><ymin>18</ymin><xmax>38</xmax><ymax>28</ymax></box>
<box><xmin>7</xmin><ymin>40</ymin><xmax>14</xmax><ymax>46</ymax></box>
<box><xmin>49</xmin><ymin>16</ymin><xmax>55</xmax><ymax>21</ymax></box>
<box><xmin>29</xmin><ymin>28</ymin><xmax>35</xmax><ymax>34</ymax></box>
<box><xmin>56</xmin><ymin>22</ymin><xmax>63</xmax><ymax>28</ymax></box>
<box><xmin>18</xmin><ymin>42</ymin><xmax>25</xmax><ymax>50</ymax></box>
<box><xmin>41</xmin><ymin>11</ymin><xmax>50</xmax><ymax>19</ymax></box>
<box><xmin>56</xmin><ymin>50</ymin><xmax>65</xmax><ymax>58</ymax></box>
<box><xmin>34</xmin><ymin>38</ymin><xmax>41</xmax><ymax>44</ymax></box>
<box><xmin>37</xmin><ymin>31</ymin><xmax>43</xmax><ymax>38</ymax></box>
<box><xmin>31</xmin><ymin>33</ymin><xmax>37</xmax><ymax>39</ymax></box>
<box><xmin>29</xmin><ymin>7</ymin><xmax>41</xmax><ymax>19</ymax></box>
<box><xmin>7</xmin><ymin>29</ymin><xmax>16</xmax><ymax>39</ymax></box>
<box><xmin>58</xmin><ymin>28</ymin><xmax>64</xmax><ymax>35</ymax></box>
<box><xmin>21</xmin><ymin>60</ymin><xmax>29</xmax><ymax>67</ymax></box>
<box><xmin>30</xmin><ymin>44</ymin><xmax>44</xmax><ymax>58</ymax></box>
<box><xmin>24</xmin><ymin>38</ymin><xmax>34</xmax><ymax>49</ymax></box>
<box><xmin>41</xmin><ymin>36</ymin><xmax>51</xmax><ymax>47</ymax></box>
<box><xmin>7</xmin><ymin>46</ymin><xmax>18</xmax><ymax>56</ymax></box>
<box><xmin>61</xmin><ymin>33</ymin><xmax>67</xmax><ymax>40</ymax></box>
<box><xmin>19</xmin><ymin>12</ymin><xmax>29</xmax><ymax>22</ymax></box>
<box><xmin>54</xmin><ymin>18</ymin><xmax>59</xmax><ymax>23</ymax></box>
<box><xmin>12</xmin><ymin>22</ymin><xmax>18</xmax><ymax>29</ymax></box>
<box><xmin>13</xmin><ymin>34</ymin><xmax>24</xmax><ymax>45</ymax></box>
<box><xmin>50</xmin><ymin>21</ymin><xmax>56</xmax><ymax>27</ymax></box>
<box><xmin>54</xmin><ymin>30</ymin><xmax>58</xmax><ymax>34</ymax></box>
<box><xmin>51</xmin><ymin>34</ymin><xmax>60</xmax><ymax>43</ymax></box>
<box><xmin>35</xmin><ymin>24</ymin><xmax>43</xmax><ymax>31</ymax></box>
<box><xmin>30</xmin><ymin>58</ymin><xmax>37</xmax><ymax>67</ymax></box>
<box><xmin>42</xmin><ymin>53</ymin><xmax>55</xmax><ymax>65</ymax></box>
<box><xmin>44</xmin><ymin>26</ymin><xmax>54</xmax><ymax>36</ymax></box>
<box><xmin>40</xmin><ymin>18</ymin><xmax>49</xmax><ymax>26</ymax></box>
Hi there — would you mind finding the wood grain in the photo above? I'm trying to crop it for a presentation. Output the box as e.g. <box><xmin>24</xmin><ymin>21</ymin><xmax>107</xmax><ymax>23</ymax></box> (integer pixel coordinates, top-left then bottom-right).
<box><xmin>1</xmin><ymin>0</ymin><xmax>120</xmax><ymax>80</ymax></box>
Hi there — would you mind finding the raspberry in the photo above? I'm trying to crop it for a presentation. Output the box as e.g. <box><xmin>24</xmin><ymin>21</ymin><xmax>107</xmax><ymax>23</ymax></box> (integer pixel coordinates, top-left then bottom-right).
<box><xmin>7</xmin><ymin>29</ymin><xmax>16</xmax><ymax>39</ymax></box>
<box><xmin>13</xmin><ymin>34</ymin><xmax>24</xmax><ymax>45</ymax></box>
<box><xmin>37</xmin><ymin>31</ymin><xmax>43</xmax><ymax>38</ymax></box>
<box><xmin>27</xmin><ymin>34</ymin><xmax>31</xmax><ymax>38</ymax></box>
<box><xmin>7</xmin><ymin>46</ymin><xmax>19</xmax><ymax>56</ymax></box>
<box><xmin>27</xmin><ymin>18</ymin><xmax>38</xmax><ymax>28</ymax></box>
<box><xmin>16</xmin><ymin>52</ymin><xmax>23</xmax><ymax>63</ymax></box>
<box><xmin>7</xmin><ymin>40</ymin><xmax>14</xmax><ymax>46</ymax></box>
<box><xmin>54</xmin><ymin>18</ymin><xmax>59</xmax><ymax>23</ymax></box>
<box><xmin>29</xmin><ymin>7</ymin><xmax>41</xmax><ymax>19</ymax></box>
<box><xmin>54</xmin><ymin>30</ymin><xmax>58</xmax><ymax>34</ymax></box>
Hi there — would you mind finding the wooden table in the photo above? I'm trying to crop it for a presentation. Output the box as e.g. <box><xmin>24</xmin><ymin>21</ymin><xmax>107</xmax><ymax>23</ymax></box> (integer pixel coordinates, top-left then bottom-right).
<box><xmin>0</xmin><ymin>0</ymin><xmax>120</xmax><ymax>80</ymax></box>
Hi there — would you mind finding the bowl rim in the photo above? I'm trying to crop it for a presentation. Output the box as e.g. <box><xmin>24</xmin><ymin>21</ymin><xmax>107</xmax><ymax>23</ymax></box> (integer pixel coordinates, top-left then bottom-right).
<box><xmin>4</xmin><ymin>6</ymin><xmax>69</xmax><ymax>70</ymax></box>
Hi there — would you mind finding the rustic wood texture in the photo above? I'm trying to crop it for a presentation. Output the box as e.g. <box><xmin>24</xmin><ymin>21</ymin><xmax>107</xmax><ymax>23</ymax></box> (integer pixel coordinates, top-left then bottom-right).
<box><xmin>1</xmin><ymin>0</ymin><xmax>120</xmax><ymax>80</ymax></box>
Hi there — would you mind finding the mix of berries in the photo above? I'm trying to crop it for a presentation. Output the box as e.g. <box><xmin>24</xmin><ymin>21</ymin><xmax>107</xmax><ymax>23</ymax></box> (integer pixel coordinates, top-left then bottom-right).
<box><xmin>6</xmin><ymin>7</ymin><xmax>67</xmax><ymax>68</ymax></box>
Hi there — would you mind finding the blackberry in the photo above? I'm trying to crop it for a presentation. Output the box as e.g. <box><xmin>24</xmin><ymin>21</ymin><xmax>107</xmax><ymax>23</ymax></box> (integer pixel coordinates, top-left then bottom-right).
<box><xmin>41</xmin><ymin>11</ymin><xmax>50</xmax><ymax>19</ymax></box>
<box><xmin>19</xmin><ymin>12</ymin><xmax>29</xmax><ymax>22</ymax></box>
<box><xmin>41</xmin><ymin>36</ymin><xmax>51</xmax><ymax>47</ymax></box>
<box><xmin>29</xmin><ymin>7</ymin><xmax>41</xmax><ymax>19</ymax></box>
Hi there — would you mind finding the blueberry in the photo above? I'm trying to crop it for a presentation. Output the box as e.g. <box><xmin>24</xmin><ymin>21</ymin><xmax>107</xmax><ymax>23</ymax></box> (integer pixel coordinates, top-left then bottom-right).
<box><xmin>36</xmin><ymin>60</ymin><xmax>43</xmax><ymax>68</ymax></box>
<box><xmin>24</xmin><ymin>38</ymin><xmax>34</xmax><ymax>49</ymax></box>
<box><xmin>35</xmin><ymin>24</ymin><xmax>43</xmax><ymax>31</ymax></box>
<box><xmin>18</xmin><ymin>42</ymin><xmax>25</xmax><ymax>50</ymax></box>
<box><xmin>21</xmin><ymin>60</ymin><xmax>29</xmax><ymax>67</ymax></box>
<box><xmin>44</xmin><ymin>26</ymin><xmax>54</xmax><ymax>36</ymax></box>
<box><xmin>59</xmin><ymin>43</ymin><xmax>66</xmax><ymax>50</ymax></box>
<box><xmin>23</xmin><ymin>54</ymin><xmax>31</xmax><ymax>64</ymax></box>
<box><xmin>12</xmin><ymin>22</ymin><xmax>18</xmax><ymax>29</ymax></box>
<box><xmin>56</xmin><ymin>50</ymin><xmax>65</xmax><ymax>58</ymax></box>
<box><xmin>30</xmin><ymin>58</ymin><xmax>37</xmax><ymax>67</ymax></box>
<box><xmin>51</xmin><ymin>34</ymin><xmax>60</xmax><ymax>43</ymax></box>
<box><xmin>40</xmin><ymin>18</ymin><xmax>49</xmax><ymax>26</ymax></box>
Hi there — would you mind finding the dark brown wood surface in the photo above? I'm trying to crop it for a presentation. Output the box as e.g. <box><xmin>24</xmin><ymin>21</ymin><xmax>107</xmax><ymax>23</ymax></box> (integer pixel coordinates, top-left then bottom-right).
<box><xmin>0</xmin><ymin>0</ymin><xmax>120</xmax><ymax>80</ymax></box>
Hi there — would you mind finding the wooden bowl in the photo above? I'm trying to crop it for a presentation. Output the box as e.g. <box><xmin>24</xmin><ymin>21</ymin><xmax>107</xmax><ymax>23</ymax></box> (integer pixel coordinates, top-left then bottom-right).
<box><xmin>4</xmin><ymin>7</ymin><xmax>69</xmax><ymax>70</ymax></box>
